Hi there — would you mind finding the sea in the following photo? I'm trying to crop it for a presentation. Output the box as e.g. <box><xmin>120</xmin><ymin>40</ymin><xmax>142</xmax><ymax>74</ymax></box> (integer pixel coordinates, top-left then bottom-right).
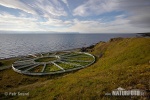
<box><xmin>0</xmin><ymin>33</ymin><xmax>139</xmax><ymax>59</ymax></box>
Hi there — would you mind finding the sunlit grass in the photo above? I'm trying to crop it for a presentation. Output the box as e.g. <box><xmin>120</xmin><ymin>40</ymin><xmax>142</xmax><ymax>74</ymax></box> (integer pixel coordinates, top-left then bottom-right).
<box><xmin>44</xmin><ymin>64</ymin><xmax>61</xmax><ymax>72</ymax></box>
<box><xmin>55</xmin><ymin>62</ymin><xmax>78</xmax><ymax>69</ymax></box>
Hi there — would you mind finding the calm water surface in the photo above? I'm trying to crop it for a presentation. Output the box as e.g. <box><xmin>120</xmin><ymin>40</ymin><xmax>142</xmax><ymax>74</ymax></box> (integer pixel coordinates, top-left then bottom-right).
<box><xmin>0</xmin><ymin>34</ymin><xmax>138</xmax><ymax>58</ymax></box>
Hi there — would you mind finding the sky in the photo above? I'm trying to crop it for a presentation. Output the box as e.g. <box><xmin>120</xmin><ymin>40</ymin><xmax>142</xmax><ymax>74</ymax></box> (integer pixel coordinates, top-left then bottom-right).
<box><xmin>0</xmin><ymin>0</ymin><xmax>150</xmax><ymax>33</ymax></box>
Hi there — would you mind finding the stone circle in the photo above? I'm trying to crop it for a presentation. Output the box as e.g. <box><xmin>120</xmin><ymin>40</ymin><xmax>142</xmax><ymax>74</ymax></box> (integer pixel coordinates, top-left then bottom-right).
<box><xmin>12</xmin><ymin>51</ymin><xmax>95</xmax><ymax>75</ymax></box>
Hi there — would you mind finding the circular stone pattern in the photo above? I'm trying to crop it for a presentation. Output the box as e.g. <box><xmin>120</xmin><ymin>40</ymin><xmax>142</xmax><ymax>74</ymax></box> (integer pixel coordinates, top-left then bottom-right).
<box><xmin>12</xmin><ymin>51</ymin><xmax>95</xmax><ymax>75</ymax></box>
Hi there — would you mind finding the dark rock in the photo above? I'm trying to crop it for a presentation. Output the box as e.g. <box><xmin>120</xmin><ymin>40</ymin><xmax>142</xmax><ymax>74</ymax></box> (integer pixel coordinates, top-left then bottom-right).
<box><xmin>138</xmin><ymin>33</ymin><xmax>150</xmax><ymax>37</ymax></box>
<box><xmin>80</xmin><ymin>44</ymin><xmax>95</xmax><ymax>52</ymax></box>
<box><xmin>0</xmin><ymin>62</ymin><xmax>3</xmax><ymax>66</ymax></box>
<box><xmin>109</xmin><ymin>37</ymin><xmax>123</xmax><ymax>42</ymax></box>
<box><xmin>81</xmin><ymin>47</ymin><xmax>87</xmax><ymax>52</ymax></box>
<box><xmin>87</xmin><ymin>45</ymin><xmax>94</xmax><ymax>49</ymax></box>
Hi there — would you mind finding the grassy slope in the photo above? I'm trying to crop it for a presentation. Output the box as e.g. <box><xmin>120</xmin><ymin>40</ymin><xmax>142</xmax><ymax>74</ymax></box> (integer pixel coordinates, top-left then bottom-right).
<box><xmin>0</xmin><ymin>58</ymin><xmax>18</xmax><ymax>70</ymax></box>
<box><xmin>0</xmin><ymin>37</ymin><xmax>150</xmax><ymax>100</ymax></box>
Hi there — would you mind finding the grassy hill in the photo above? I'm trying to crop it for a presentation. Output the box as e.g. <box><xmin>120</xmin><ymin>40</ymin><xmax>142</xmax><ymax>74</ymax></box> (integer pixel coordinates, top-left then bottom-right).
<box><xmin>0</xmin><ymin>37</ymin><xmax>150</xmax><ymax>100</ymax></box>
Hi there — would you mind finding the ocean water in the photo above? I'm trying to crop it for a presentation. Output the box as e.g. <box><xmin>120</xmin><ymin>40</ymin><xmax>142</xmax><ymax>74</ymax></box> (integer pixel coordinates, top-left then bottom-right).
<box><xmin>0</xmin><ymin>34</ymin><xmax>138</xmax><ymax>58</ymax></box>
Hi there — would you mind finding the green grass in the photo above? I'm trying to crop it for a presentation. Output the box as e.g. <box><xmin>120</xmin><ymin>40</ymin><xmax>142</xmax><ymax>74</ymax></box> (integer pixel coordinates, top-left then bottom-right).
<box><xmin>0</xmin><ymin>58</ymin><xmax>18</xmax><ymax>68</ymax></box>
<box><xmin>34</xmin><ymin>57</ymin><xmax>57</xmax><ymax>62</ymax></box>
<box><xmin>60</xmin><ymin>52</ymin><xmax>81</xmax><ymax>57</ymax></box>
<box><xmin>55</xmin><ymin>62</ymin><xmax>78</xmax><ymax>69</ymax></box>
<box><xmin>63</xmin><ymin>56</ymin><xmax>94</xmax><ymax>61</ymax></box>
<box><xmin>61</xmin><ymin>60</ymin><xmax>90</xmax><ymax>66</ymax></box>
<box><xmin>29</xmin><ymin>65</ymin><xmax>44</xmax><ymax>72</ymax></box>
<box><xmin>44</xmin><ymin>64</ymin><xmax>61</xmax><ymax>72</ymax></box>
<box><xmin>18</xmin><ymin>64</ymin><xmax>34</xmax><ymax>71</ymax></box>
<box><xmin>0</xmin><ymin>37</ymin><xmax>150</xmax><ymax>100</ymax></box>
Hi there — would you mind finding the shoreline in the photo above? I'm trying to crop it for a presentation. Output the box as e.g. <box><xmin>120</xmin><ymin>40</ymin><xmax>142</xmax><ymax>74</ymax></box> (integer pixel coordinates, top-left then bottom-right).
<box><xmin>0</xmin><ymin>33</ymin><xmax>142</xmax><ymax>59</ymax></box>
<box><xmin>0</xmin><ymin>35</ymin><xmax>147</xmax><ymax>60</ymax></box>
<box><xmin>0</xmin><ymin>35</ymin><xmax>148</xmax><ymax>70</ymax></box>
<box><xmin>0</xmin><ymin>47</ymin><xmax>81</xmax><ymax>60</ymax></box>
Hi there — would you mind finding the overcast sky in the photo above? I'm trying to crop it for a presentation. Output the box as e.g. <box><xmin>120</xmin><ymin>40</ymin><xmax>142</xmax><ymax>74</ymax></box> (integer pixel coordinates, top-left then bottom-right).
<box><xmin>0</xmin><ymin>0</ymin><xmax>150</xmax><ymax>33</ymax></box>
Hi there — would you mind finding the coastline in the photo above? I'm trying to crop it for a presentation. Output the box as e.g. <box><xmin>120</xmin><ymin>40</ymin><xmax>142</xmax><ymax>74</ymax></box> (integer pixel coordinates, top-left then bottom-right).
<box><xmin>0</xmin><ymin>36</ymin><xmax>149</xmax><ymax>100</ymax></box>
<box><xmin>137</xmin><ymin>32</ymin><xmax>150</xmax><ymax>37</ymax></box>
<box><xmin>0</xmin><ymin>34</ymin><xmax>146</xmax><ymax>71</ymax></box>
<box><xmin>0</xmin><ymin>33</ymin><xmax>141</xmax><ymax>59</ymax></box>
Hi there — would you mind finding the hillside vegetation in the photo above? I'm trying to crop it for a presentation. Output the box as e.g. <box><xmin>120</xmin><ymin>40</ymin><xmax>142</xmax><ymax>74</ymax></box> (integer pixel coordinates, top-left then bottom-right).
<box><xmin>0</xmin><ymin>37</ymin><xmax>150</xmax><ymax>100</ymax></box>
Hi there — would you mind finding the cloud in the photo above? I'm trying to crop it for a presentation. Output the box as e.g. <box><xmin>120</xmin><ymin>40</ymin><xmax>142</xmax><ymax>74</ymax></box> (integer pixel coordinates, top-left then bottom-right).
<box><xmin>73</xmin><ymin>0</ymin><xmax>150</xmax><ymax>28</ymax></box>
<box><xmin>116</xmin><ymin>0</ymin><xmax>150</xmax><ymax>28</ymax></box>
<box><xmin>0</xmin><ymin>12</ymin><xmax>41</xmax><ymax>31</ymax></box>
<box><xmin>0</xmin><ymin>12</ymin><xmax>71</xmax><ymax>32</ymax></box>
<box><xmin>67</xmin><ymin>16</ymin><xmax>150</xmax><ymax>33</ymax></box>
<box><xmin>40</xmin><ymin>18</ymin><xmax>72</xmax><ymax>27</ymax></box>
<box><xmin>0</xmin><ymin>0</ymin><xmax>150</xmax><ymax>33</ymax></box>
<box><xmin>0</xmin><ymin>0</ymin><xmax>67</xmax><ymax>18</ymax></box>
<box><xmin>32</xmin><ymin>0</ymin><xmax>67</xmax><ymax>18</ymax></box>
<box><xmin>61</xmin><ymin>0</ymin><xmax>69</xmax><ymax>7</ymax></box>
<box><xmin>73</xmin><ymin>0</ymin><xmax>117</xmax><ymax>16</ymax></box>
<box><xmin>0</xmin><ymin>0</ymin><xmax>36</xmax><ymax>15</ymax></box>
<box><xmin>0</xmin><ymin>11</ymin><xmax>149</xmax><ymax>33</ymax></box>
